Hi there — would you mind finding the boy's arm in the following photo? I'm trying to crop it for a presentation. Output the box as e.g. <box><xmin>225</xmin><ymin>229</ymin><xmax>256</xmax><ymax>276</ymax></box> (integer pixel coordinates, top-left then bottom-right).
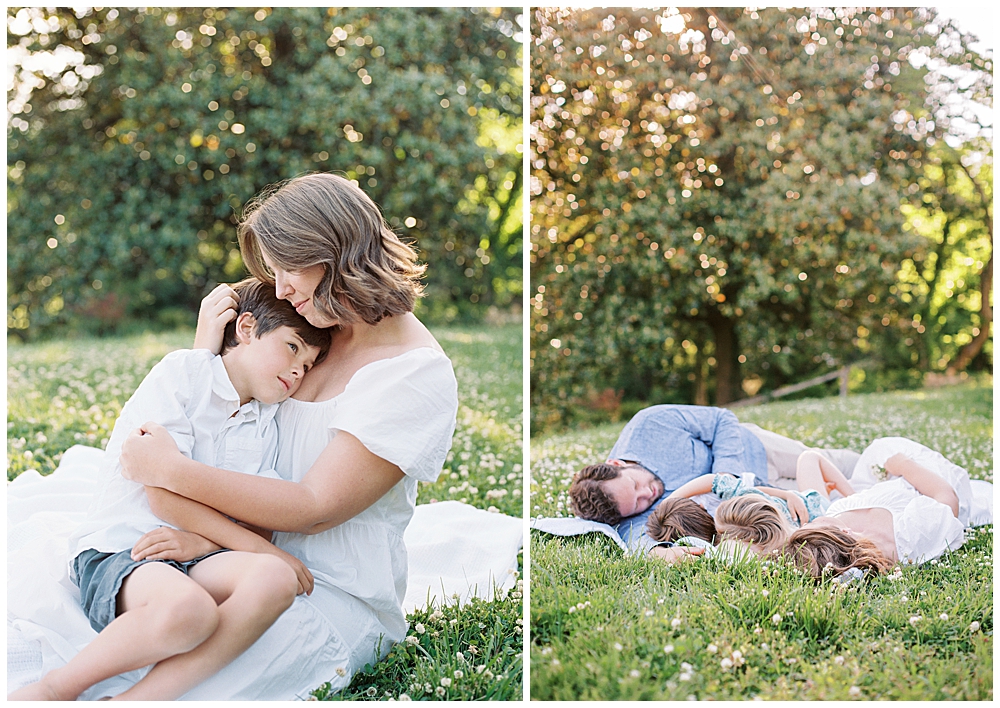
<box><xmin>760</xmin><ymin>487</ymin><xmax>809</xmax><ymax>525</ymax></box>
<box><xmin>142</xmin><ymin>487</ymin><xmax>314</xmax><ymax>594</ymax></box>
<box><xmin>666</xmin><ymin>474</ymin><xmax>716</xmax><ymax>499</ymax></box>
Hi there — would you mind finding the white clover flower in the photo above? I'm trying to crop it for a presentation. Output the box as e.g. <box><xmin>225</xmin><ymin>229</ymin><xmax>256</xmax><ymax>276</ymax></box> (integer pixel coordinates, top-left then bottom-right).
<box><xmin>849</xmin><ymin>686</ymin><xmax>861</xmax><ymax>697</ymax></box>
<box><xmin>664</xmin><ymin>644</ymin><xmax>674</xmax><ymax>654</ymax></box>
<box><xmin>909</xmin><ymin>615</ymin><xmax>921</xmax><ymax>625</ymax></box>
<box><xmin>414</xmin><ymin>623</ymin><xmax>425</xmax><ymax>634</ymax></box>
<box><xmin>405</xmin><ymin>636</ymin><xmax>419</xmax><ymax>646</ymax></box>
<box><xmin>671</xmin><ymin>617</ymin><xmax>682</xmax><ymax>629</ymax></box>
<box><xmin>679</xmin><ymin>671</ymin><xmax>693</xmax><ymax>681</ymax></box>
<box><xmin>834</xmin><ymin>656</ymin><xmax>845</xmax><ymax>666</ymax></box>
<box><xmin>970</xmin><ymin>621</ymin><xmax>981</xmax><ymax>633</ymax></box>
<box><xmin>435</xmin><ymin>687</ymin><xmax>446</xmax><ymax>697</ymax></box>
<box><xmin>398</xmin><ymin>694</ymin><xmax>411</xmax><ymax>701</ymax></box>
<box><xmin>614</xmin><ymin>643</ymin><xmax>623</xmax><ymax>651</ymax></box>
<box><xmin>335</xmin><ymin>667</ymin><xmax>348</xmax><ymax>676</ymax></box>
<box><xmin>761</xmin><ymin>589</ymin><xmax>769</xmax><ymax>597</ymax></box>
<box><xmin>629</xmin><ymin>669</ymin><xmax>641</xmax><ymax>678</ymax></box>
<box><xmin>454</xmin><ymin>670</ymin><xmax>463</xmax><ymax>679</ymax></box>
<box><xmin>440</xmin><ymin>677</ymin><xmax>451</xmax><ymax>687</ymax></box>
<box><xmin>771</xmin><ymin>613</ymin><xmax>782</xmax><ymax>625</ymax></box>
<box><xmin>645</xmin><ymin>610</ymin><xmax>654</xmax><ymax>617</ymax></box>
<box><xmin>707</xmin><ymin>643</ymin><xmax>718</xmax><ymax>654</ymax></box>
<box><xmin>720</xmin><ymin>657</ymin><xmax>734</xmax><ymax>670</ymax></box>
<box><xmin>365</xmin><ymin>686</ymin><xmax>378</xmax><ymax>697</ymax></box>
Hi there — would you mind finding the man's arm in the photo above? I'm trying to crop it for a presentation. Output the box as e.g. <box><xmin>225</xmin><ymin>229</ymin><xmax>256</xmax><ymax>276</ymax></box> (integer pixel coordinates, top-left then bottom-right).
<box><xmin>671</xmin><ymin>406</ymin><xmax>749</xmax><ymax>476</ymax></box>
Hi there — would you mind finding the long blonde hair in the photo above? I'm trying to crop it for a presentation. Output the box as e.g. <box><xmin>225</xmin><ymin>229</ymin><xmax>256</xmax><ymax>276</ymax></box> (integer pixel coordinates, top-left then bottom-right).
<box><xmin>715</xmin><ymin>495</ymin><xmax>791</xmax><ymax>553</ymax></box>
<box><xmin>238</xmin><ymin>173</ymin><xmax>425</xmax><ymax>325</ymax></box>
<box><xmin>784</xmin><ymin>526</ymin><xmax>893</xmax><ymax>578</ymax></box>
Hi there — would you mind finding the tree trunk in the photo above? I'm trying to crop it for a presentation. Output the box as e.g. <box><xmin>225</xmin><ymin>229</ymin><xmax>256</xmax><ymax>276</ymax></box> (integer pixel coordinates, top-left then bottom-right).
<box><xmin>947</xmin><ymin>251</ymin><xmax>992</xmax><ymax>374</ymax></box>
<box><xmin>693</xmin><ymin>345</ymin><xmax>708</xmax><ymax>406</ymax></box>
<box><xmin>708</xmin><ymin>311</ymin><xmax>741</xmax><ymax>404</ymax></box>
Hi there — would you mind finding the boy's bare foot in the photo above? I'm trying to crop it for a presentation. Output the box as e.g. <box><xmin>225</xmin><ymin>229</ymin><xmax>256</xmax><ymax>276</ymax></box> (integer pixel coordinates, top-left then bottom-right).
<box><xmin>7</xmin><ymin>679</ymin><xmax>64</xmax><ymax>701</ymax></box>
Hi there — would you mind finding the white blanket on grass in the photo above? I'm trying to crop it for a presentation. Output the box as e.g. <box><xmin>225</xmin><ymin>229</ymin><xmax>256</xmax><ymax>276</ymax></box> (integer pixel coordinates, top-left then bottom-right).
<box><xmin>7</xmin><ymin>445</ymin><xmax>523</xmax><ymax>697</ymax></box>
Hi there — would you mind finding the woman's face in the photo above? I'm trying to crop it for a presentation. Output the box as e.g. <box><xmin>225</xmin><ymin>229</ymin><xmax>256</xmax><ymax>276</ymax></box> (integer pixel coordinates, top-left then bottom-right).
<box><xmin>261</xmin><ymin>251</ymin><xmax>338</xmax><ymax>328</ymax></box>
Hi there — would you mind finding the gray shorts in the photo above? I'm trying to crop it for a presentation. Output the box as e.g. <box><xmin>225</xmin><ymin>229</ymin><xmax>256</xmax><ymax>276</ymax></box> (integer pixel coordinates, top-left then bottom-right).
<box><xmin>73</xmin><ymin>548</ymin><xmax>228</xmax><ymax>633</ymax></box>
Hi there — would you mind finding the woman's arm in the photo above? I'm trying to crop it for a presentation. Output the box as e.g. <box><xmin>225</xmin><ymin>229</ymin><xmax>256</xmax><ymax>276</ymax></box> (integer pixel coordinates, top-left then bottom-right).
<box><xmin>194</xmin><ymin>283</ymin><xmax>239</xmax><ymax>353</ymax></box>
<box><xmin>666</xmin><ymin>474</ymin><xmax>716</xmax><ymax>500</ymax></box>
<box><xmin>122</xmin><ymin>422</ymin><xmax>404</xmax><ymax>534</ymax></box>
<box><xmin>142</xmin><ymin>486</ymin><xmax>315</xmax><ymax>594</ymax></box>
<box><xmin>884</xmin><ymin>453</ymin><xmax>960</xmax><ymax>517</ymax></box>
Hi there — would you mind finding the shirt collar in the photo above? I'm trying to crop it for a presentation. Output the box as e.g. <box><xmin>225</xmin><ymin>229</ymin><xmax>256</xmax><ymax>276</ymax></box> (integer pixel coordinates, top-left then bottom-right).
<box><xmin>210</xmin><ymin>354</ymin><xmax>241</xmax><ymax>416</ymax></box>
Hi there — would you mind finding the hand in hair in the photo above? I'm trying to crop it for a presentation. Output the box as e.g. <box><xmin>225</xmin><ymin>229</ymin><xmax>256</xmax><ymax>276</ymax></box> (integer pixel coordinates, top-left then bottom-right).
<box><xmin>195</xmin><ymin>283</ymin><xmax>240</xmax><ymax>354</ymax></box>
<box><xmin>649</xmin><ymin>545</ymin><xmax>705</xmax><ymax>564</ymax></box>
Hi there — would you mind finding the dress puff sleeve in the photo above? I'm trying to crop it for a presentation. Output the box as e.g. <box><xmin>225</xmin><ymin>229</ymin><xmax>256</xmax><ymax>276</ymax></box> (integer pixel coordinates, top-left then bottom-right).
<box><xmin>327</xmin><ymin>348</ymin><xmax>458</xmax><ymax>483</ymax></box>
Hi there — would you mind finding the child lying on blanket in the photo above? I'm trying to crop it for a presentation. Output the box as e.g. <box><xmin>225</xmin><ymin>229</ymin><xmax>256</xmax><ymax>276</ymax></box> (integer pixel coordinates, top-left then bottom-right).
<box><xmin>9</xmin><ymin>279</ymin><xmax>329</xmax><ymax>702</ymax></box>
<box><xmin>646</xmin><ymin>454</ymin><xmax>856</xmax><ymax>552</ymax></box>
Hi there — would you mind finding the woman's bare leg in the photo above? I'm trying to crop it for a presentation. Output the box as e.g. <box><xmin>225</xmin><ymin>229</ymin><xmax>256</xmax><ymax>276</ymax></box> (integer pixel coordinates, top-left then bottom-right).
<box><xmin>111</xmin><ymin>551</ymin><xmax>298</xmax><ymax>700</ymax></box>
<box><xmin>7</xmin><ymin>563</ymin><xmax>218</xmax><ymax>701</ymax></box>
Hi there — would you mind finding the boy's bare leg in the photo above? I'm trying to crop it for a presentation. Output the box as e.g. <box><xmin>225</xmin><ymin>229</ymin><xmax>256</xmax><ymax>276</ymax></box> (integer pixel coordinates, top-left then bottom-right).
<box><xmin>7</xmin><ymin>563</ymin><xmax>218</xmax><ymax>701</ymax></box>
<box><xmin>111</xmin><ymin>551</ymin><xmax>298</xmax><ymax>701</ymax></box>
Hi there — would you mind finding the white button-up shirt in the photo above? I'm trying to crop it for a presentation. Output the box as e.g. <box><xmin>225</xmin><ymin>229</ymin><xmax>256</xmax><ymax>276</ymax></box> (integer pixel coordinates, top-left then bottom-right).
<box><xmin>68</xmin><ymin>349</ymin><xmax>279</xmax><ymax>572</ymax></box>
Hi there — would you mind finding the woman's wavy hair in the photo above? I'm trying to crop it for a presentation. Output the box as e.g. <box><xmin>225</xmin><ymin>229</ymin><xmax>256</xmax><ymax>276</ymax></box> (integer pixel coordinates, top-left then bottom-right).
<box><xmin>238</xmin><ymin>173</ymin><xmax>425</xmax><ymax>325</ymax></box>
<box><xmin>784</xmin><ymin>526</ymin><xmax>894</xmax><ymax>579</ymax></box>
<box><xmin>715</xmin><ymin>495</ymin><xmax>791</xmax><ymax>553</ymax></box>
<box><xmin>646</xmin><ymin>497</ymin><xmax>717</xmax><ymax>544</ymax></box>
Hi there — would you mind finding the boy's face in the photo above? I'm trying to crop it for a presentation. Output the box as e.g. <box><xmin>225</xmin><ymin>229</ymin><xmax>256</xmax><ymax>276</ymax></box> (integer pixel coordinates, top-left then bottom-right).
<box><xmin>240</xmin><ymin>325</ymin><xmax>321</xmax><ymax>404</ymax></box>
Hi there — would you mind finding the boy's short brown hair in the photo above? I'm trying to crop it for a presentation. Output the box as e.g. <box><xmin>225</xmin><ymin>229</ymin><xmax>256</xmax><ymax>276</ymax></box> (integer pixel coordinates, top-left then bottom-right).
<box><xmin>646</xmin><ymin>497</ymin><xmax>717</xmax><ymax>544</ymax></box>
<box><xmin>220</xmin><ymin>278</ymin><xmax>332</xmax><ymax>362</ymax></box>
<box><xmin>568</xmin><ymin>463</ymin><xmax>623</xmax><ymax>525</ymax></box>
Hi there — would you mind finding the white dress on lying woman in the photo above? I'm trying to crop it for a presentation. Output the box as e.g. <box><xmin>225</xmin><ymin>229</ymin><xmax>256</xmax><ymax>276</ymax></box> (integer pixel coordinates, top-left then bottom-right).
<box><xmin>824</xmin><ymin>437</ymin><xmax>974</xmax><ymax>566</ymax></box>
<box><xmin>180</xmin><ymin>347</ymin><xmax>457</xmax><ymax>699</ymax></box>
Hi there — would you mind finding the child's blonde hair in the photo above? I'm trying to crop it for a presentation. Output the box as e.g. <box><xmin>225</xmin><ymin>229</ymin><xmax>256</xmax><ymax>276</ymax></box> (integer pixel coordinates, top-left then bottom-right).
<box><xmin>238</xmin><ymin>173</ymin><xmax>425</xmax><ymax>325</ymax></box>
<box><xmin>715</xmin><ymin>494</ymin><xmax>791</xmax><ymax>553</ymax></box>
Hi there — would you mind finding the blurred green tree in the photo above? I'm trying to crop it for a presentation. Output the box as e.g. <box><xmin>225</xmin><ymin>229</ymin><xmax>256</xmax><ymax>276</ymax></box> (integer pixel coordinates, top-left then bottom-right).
<box><xmin>7</xmin><ymin>7</ymin><xmax>523</xmax><ymax>339</ymax></box>
<box><xmin>530</xmin><ymin>7</ymin><xmax>989</xmax><ymax>428</ymax></box>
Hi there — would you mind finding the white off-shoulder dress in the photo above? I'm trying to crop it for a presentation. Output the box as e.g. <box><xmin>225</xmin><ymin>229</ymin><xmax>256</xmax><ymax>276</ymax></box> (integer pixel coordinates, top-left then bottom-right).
<box><xmin>824</xmin><ymin>437</ymin><xmax>971</xmax><ymax>566</ymax></box>
<box><xmin>180</xmin><ymin>347</ymin><xmax>458</xmax><ymax>700</ymax></box>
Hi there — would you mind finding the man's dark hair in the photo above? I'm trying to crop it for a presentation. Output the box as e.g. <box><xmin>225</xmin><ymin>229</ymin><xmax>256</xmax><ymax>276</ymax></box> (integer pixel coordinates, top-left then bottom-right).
<box><xmin>569</xmin><ymin>463</ymin><xmax>624</xmax><ymax>525</ymax></box>
<box><xmin>646</xmin><ymin>497</ymin><xmax>716</xmax><ymax>544</ymax></box>
<box><xmin>220</xmin><ymin>277</ymin><xmax>331</xmax><ymax>363</ymax></box>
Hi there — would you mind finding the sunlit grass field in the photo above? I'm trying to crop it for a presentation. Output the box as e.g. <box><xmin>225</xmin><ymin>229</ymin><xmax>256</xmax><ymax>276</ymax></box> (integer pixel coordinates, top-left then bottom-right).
<box><xmin>7</xmin><ymin>322</ymin><xmax>524</xmax><ymax>701</ymax></box>
<box><xmin>530</xmin><ymin>380</ymin><xmax>992</xmax><ymax>700</ymax></box>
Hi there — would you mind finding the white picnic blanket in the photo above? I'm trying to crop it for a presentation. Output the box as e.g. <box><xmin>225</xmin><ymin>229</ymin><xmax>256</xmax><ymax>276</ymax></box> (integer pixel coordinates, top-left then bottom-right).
<box><xmin>7</xmin><ymin>445</ymin><xmax>523</xmax><ymax>697</ymax></box>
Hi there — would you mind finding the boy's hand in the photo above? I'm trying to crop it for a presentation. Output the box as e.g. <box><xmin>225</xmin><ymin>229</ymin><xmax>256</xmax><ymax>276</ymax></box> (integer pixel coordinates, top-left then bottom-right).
<box><xmin>132</xmin><ymin>527</ymin><xmax>222</xmax><ymax>562</ymax></box>
<box><xmin>195</xmin><ymin>283</ymin><xmax>240</xmax><ymax>354</ymax></box>
<box><xmin>267</xmin><ymin>547</ymin><xmax>315</xmax><ymax>596</ymax></box>
<box><xmin>785</xmin><ymin>494</ymin><xmax>808</xmax><ymax>526</ymax></box>
<box><xmin>649</xmin><ymin>545</ymin><xmax>704</xmax><ymax>564</ymax></box>
<box><xmin>121</xmin><ymin>421</ymin><xmax>181</xmax><ymax>485</ymax></box>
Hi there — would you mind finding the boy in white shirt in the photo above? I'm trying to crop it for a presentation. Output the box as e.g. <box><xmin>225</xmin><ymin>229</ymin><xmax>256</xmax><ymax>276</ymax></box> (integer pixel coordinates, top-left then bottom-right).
<box><xmin>10</xmin><ymin>278</ymin><xmax>329</xmax><ymax>701</ymax></box>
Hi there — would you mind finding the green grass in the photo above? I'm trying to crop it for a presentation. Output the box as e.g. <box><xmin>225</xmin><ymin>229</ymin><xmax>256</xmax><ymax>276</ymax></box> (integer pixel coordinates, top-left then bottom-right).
<box><xmin>530</xmin><ymin>381</ymin><xmax>992</xmax><ymax>700</ymax></box>
<box><xmin>6</xmin><ymin>322</ymin><xmax>524</xmax><ymax>701</ymax></box>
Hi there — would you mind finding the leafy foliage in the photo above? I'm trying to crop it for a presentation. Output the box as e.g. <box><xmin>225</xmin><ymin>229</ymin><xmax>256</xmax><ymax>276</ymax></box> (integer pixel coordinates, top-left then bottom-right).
<box><xmin>529</xmin><ymin>8</ymin><xmax>991</xmax><ymax>430</ymax></box>
<box><xmin>7</xmin><ymin>7</ymin><xmax>523</xmax><ymax>339</ymax></box>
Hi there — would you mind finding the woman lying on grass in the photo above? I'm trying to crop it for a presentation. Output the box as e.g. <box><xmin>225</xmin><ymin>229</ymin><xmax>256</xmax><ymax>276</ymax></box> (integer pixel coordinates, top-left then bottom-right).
<box><xmin>785</xmin><ymin>436</ymin><xmax>973</xmax><ymax>577</ymax></box>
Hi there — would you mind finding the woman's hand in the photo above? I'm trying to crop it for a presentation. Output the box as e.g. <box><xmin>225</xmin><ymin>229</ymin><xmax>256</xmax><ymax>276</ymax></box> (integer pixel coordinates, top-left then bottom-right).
<box><xmin>194</xmin><ymin>283</ymin><xmax>239</xmax><ymax>354</ymax></box>
<box><xmin>132</xmin><ymin>527</ymin><xmax>222</xmax><ymax>562</ymax></box>
<box><xmin>120</xmin><ymin>421</ymin><xmax>183</xmax><ymax>486</ymax></box>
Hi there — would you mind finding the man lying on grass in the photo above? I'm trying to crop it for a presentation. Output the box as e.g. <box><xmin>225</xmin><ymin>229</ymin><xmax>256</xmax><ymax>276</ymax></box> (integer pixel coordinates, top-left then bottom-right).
<box><xmin>9</xmin><ymin>280</ymin><xmax>328</xmax><ymax>701</ymax></box>
<box><xmin>567</xmin><ymin>404</ymin><xmax>859</xmax><ymax>559</ymax></box>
